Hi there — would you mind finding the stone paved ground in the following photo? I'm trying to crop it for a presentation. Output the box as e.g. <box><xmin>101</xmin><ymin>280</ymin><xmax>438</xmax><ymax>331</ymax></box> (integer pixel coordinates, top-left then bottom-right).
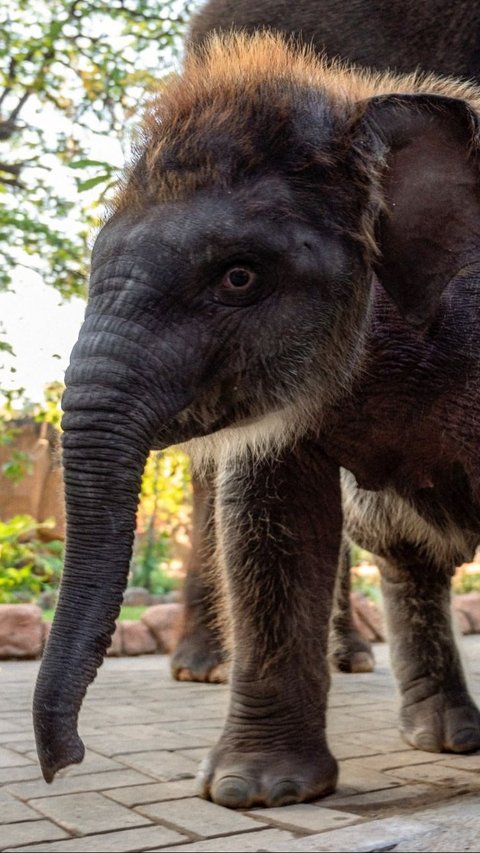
<box><xmin>0</xmin><ymin>639</ymin><xmax>479</xmax><ymax>852</ymax></box>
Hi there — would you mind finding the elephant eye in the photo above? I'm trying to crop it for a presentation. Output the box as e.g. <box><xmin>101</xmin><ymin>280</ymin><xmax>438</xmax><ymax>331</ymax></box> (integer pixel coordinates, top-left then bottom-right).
<box><xmin>220</xmin><ymin>267</ymin><xmax>256</xmax><ymax>292</ymax></box>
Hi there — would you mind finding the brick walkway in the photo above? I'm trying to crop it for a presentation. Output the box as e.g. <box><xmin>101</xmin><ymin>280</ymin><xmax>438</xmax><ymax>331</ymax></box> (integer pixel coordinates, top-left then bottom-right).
<box><xmin>1</xmin><ymin>639</ymin><xmax>480</xmax><ymax>852</ymax></box>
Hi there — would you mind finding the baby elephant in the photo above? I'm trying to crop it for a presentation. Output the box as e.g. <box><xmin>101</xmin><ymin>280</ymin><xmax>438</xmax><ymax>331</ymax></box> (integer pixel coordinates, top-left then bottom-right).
<box><xmin>34</xmin><ymin>34</ymin><xmax>480</xmax><ymax>809</ymax></box>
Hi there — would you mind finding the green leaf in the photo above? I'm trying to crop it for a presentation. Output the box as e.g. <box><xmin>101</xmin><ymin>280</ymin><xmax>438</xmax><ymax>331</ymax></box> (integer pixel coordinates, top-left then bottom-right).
<box><xmin>76</xmin><ymin>174</ymin><xmax>112</xmax><ymax>192</ymax></box>
<box><xmin>69</xmin><ymin>159</ymin><xmax>114</xmax><ymax>170</ymax></box>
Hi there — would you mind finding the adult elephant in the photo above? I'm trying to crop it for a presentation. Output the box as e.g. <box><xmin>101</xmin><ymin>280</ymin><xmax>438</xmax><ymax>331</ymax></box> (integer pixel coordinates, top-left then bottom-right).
<box><xmin>190</xmin><ymin>0</ymin><xmax>480</xmax><ymax>79</ymax></box>
<box><xmin>171</xmin><ymin>0</ymin><xmax>480</xmax><ymax>682</ymax></box>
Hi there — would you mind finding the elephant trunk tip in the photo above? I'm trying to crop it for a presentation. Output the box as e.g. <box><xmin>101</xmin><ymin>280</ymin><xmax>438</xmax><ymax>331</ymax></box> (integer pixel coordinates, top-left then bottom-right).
<box><xmin>39</xmin><ymin>733</ymin><xmax>85</xmax><ymax>783</ymax></box>
<box><xmin>33</xmin><ymin>706</ymin><xmax>85</xmax><ymax>783</ymax></box>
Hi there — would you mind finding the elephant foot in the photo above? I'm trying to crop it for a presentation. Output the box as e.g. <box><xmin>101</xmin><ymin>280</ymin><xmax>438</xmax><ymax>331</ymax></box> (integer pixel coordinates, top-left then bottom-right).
<box><xmin>400</xmin><ymin>691</ymin><xmax>480</xmax><ymax>753</ymax></box>
<box><xmin>198</xmin><ymin>740</ymin><xmax>338</xmax><ymax>808</ymax></box>
<box><xmin>170</xmin><ymin>630</ymin><xmax>229</xmax><ymax>683</ymax></box>
<box><xmin>329</xmin><ymin>628</ymin><xmax>375</xmax><ymax>674</ymax></box>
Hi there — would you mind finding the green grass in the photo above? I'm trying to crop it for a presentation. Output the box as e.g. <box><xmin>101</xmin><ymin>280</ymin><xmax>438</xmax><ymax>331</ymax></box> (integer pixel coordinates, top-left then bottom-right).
<box><xmin>41</xmin><ymin>605</ymin><xmax>148</xmax><ymax>622</ymax></box>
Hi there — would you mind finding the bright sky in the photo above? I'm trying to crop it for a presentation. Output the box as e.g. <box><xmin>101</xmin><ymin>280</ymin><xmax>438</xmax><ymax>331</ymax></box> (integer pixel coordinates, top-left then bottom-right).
<box><xmin>0</xmin><ymin>268</ymin><xmax>86</xmax><ymax>402</ymax></box>
<box><xmin>0</xmin><ymin>2</ymin><xmax>193</xmax><ymax>406</ymax></box>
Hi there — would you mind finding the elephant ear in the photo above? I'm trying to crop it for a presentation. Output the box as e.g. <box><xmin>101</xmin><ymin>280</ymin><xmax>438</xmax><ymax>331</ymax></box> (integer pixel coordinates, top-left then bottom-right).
<box><xmin>357</xmin><ymin>93</ymin><xmax>480</xmax><ymax>326</ymax></box>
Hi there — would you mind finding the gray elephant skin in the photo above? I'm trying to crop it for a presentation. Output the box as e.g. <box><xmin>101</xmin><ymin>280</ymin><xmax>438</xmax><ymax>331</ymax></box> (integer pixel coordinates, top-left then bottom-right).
<box><xmin>173</xmin><ymin>0</ymin><xmax>480</xmax><ymax>685</ymax></box>
<box><xmin>33</xmin><ymin>21</ymin><xmax>480</xmax><ymax>811</ymax></box>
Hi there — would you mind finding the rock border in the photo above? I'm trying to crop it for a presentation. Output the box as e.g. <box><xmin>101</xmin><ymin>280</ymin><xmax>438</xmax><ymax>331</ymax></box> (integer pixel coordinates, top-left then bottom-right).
<box><xmin>0</xmin><ymin>602</ymin><xmax>183</xmax><ymax>660</ymax></box>
<box><xmin>1</xmin><ymin>593</ymin><xmax>480</xmax><ymax>659</ymax></box>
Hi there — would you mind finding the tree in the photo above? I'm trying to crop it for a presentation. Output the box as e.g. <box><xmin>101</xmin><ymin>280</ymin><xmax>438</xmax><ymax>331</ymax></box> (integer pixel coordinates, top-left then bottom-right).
<box><xmin>0</xmin><ymin>0</ymin><xmax>194</xmax><ymax>300</ymax></box>
<box><xmin>0</xmin><ymin>1</ymin><xmax>195</xmax><ymax>536</ymax></box>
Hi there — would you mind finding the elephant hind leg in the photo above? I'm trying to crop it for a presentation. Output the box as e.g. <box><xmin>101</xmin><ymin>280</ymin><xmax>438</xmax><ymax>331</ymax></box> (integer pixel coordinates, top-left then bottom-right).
<box><xmin>171</xmin><ymin>471</ymin><xmax>229</xmax><ymax>684</ymax></box>
<box><xmin>380</xmin><ymin>543</ymin><xmax>480</xmax><ymax>754</ymax></box>
<box><xmin>329</xmin><ymin>540</ymin><xmax>375</xmax><ymax>674</ymax></box>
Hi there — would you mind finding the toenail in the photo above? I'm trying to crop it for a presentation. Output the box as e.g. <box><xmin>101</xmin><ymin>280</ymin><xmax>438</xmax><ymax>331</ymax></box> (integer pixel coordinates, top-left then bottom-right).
<box><xmin>270</xmin><ymin>780</ymin><xmax>301</xmax><ymax>806</ymax></box>
<box><xmin>212</xmin><ymin>775</ymin><xmax>251</xmax><ymax>808</ymax></box>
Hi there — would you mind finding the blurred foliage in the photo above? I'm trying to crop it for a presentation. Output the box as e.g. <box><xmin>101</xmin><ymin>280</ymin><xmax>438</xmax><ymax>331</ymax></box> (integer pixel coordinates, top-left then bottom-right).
<box><xmin>0</xmin><ymin>2</ymin><xmax>198</xmax><ymax>605</ymax></box>
<box><xmin>0</xmin><ymin>514</ymin><xmax>63</xmax><ymax>603</ymax></box>
<box><xmin>132</xmin><ymin>449</ymin><xmax>191</xmax><ymax>593</ymax></box>
<box><xmin>350</xmin><ymin>547</ymin><xmax>480</xmax><ymax>600</ymax></box>
<box><xmin>0</xmin><ymin>381</ymin><xmax>64</xmax><ymax>480</ymax></box>
<box><xmin>452</xmin><ymin>565</ymin><xmax>480</xmax><ymax>594</ymax></box>
<box><xmin>0</xmin><ymin>383</ymin><xmax>192</xmax><ymax>600</ymax></box>
<box><xmin>0</xmin><ymin>0</ymin><xmax>194</xmax><ymax>300</ymax></box>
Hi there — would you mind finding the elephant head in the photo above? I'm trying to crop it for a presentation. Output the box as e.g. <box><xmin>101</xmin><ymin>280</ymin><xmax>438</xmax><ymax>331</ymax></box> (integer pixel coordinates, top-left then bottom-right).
<box><xmin>33</xmin><ymin>34</ymin><xmax>480</xmax><ymax>781</ymax></box>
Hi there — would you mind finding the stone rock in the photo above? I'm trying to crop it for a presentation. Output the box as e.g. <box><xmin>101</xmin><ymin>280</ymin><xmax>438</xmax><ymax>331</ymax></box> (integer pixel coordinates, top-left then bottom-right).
<box><xmin>122</xmin><ymin>620</ymin><xmax>158</xmax><ymax>655</ymax></box>
<box><xmin>453</xmin><ymin>593</ymin><xmax>480</xmax><ymax>632</ymax></box>
<box><xmin>149</xmin><ymin>594</ymin><xmax>168</xmax><ymax>605</ymax></box>
<box><xmin>453</xmin><ymin>606</ymin><xmax>473</xmax><ymax>635</ymax></box>
<box><xmin>37</xmin><ymin>590</ymin><xmax>57</xmax><ymax>611</ymax></box>
<box><xmin>42</xmin><ymin>620</ymin><xmax>51</xmax><ymax>650</ymax></box>
<box><xmin>122</xmin><ymin>586</ymin><xmax>152</xmax><ymax>606</ymax></box>
<box><xmin>163</xmin><ymin>590</ymin><xmax>181</xmax><ymax>604</ymax></box>
<box><xmin>106</xmin><ymin>622</ymin><xmax>123</xmax><ymax>656</ymax></box>
<box><xmin>0</xmin><ymin>604</ymin><xmax>44</xmax><ymax>658</ymax></box>
<box><xmin>141</xmin><ymin>603</ymin><xmax>183</xmax><ymax>653</ymax></box>
<box><xmin>351</xmin><ymin>592</ymin><xmax>386</xmax><ymax>642</ymax></box>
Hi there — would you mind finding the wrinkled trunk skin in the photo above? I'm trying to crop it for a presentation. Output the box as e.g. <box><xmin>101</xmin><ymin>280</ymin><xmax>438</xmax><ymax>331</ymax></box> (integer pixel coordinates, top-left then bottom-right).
<box><xmin>33</xmin><ymin>304</ymin><xmax>166</xmax><ymax>782</ymax></box>
<box><xmin>34</xmin><ymin>418</ymin><xmax>150</xmax><ymax>781</ymax></box>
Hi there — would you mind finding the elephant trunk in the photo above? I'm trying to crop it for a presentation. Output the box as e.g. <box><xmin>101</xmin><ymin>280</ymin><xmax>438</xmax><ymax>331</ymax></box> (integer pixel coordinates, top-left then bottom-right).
<box><xmin>33</xmin><ymin>307</ymin><xmax>182</xmax><ymax>782</ymax></box>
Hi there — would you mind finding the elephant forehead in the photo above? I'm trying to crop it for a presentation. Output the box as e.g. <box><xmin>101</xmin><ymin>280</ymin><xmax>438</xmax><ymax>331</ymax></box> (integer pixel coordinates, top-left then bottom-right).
<box><xmin>92</xmin><ymin>178</ymin><xmax>314</xmax><ymax>271</ymax></box>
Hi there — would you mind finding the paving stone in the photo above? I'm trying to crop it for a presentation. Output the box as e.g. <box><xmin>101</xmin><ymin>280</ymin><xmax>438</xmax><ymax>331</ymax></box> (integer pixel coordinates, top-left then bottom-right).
<box><xmin>0</xmin><ymin>819</ymin><xmax>68</xmax><ymax>850</ymax></box>
<box><xmin>437</xmin><ymin>753</ymin><xmax>480</xmax><ymax>771</ymax></box>
<box><xmin>327</xmin><ymin>784</ymin><xmax>438</xmax><ymax>812</ymax></box>
<box><xmin>387</xmin><ymin>762</ymin><xmax>480</xmax><ymax>788</ymax></box>
<box><xmin>248</xmin><ymin>804</ymin><xmax>361</xmax><ymax>833</ymax></box>
<box><xmin>1</xmin><ymin>639</ymin><xmax>479</xmax><ymax>853</ymax></box>
<box><xmin>155</xmin><ymin>829</ymin><xmax>295</xmax><ymax>852</ymax></box>
<box><xmin>412</xmin><ymin>794</ymin><xmax>480</xmax><ymax>827</ymax></box>
<box><xmin>342</xmin><ymin>729</ymin><xmax>407</xmax><ymax>753</ymax></box>
<box><xmin>394</xmin><ymin>826</ymin><xmax>480</xmax><ymax>851</ymax></box>
<box><xmin>0</xmin><ymin>765</ymin><xmax>42</xmax><ymax>785</ymax></box>
<box><xmin>339</xmin><ymin>761</ymin><xmax>400</xmax><ymax>792</ymax></box>
<box><xmin>5</xmin><ymin>824</ymin><xmax>188</xmax><ymax>852</ymax></box>
<box><xmin>0</xmin><ymin>734</ymin><xmax>35</xmax><ymax>748</ymax></box>
<box><xmin>329</xmin><ymin>740</ymin><xmax>380</xmax><ymax>761</ymax></box>
<box><xmin>7</xmin><ymin>769</ymin><xmax>156</xmax><ymax>800</ymax></box>
<box><xmin>1</xmin><ymin>739</ymin><xmax>37</xmax><ymax>753</ymax></box>
<box><xmin>86</xmin><ymin>726</ymin><xmax>211</xmax><ymax>752</ymax></box>
<box><xmin>0</xmin><ymin>721</ymin><xmax>21</xmax><ymax>735</ymax></box>
<box><xmin>0</xmin><ymin>748</ymin><xmax>33</xmax><ymax>768</ymax></box>
<box><xmin>0</xmin><ymin>792</ymin><xmax>41</xmax><ymax>823</ymax></box>
<box><xmin>265</xmin><ymin>817</ymin><xmax>437</xmax><ymax>852</ymax></box>
<box><xmin>28</xmin><ymin>792</ymin><xmax>151</xmax><ymax>835</ymax></box>
<box><xmin>349</xmin><ymin>751</ymin><xmax>444</xmax><ymax>772</ymax></box>
<box><xmin>114</xmin><ymin>750</ymin><xmax>199</xmax><ymax>781</ymax></box>
<box><xmin>60</xmin><ymin>753</ymin><xmax>124</xmax><ymax>776</ymax></box>
<box><xmin>176</xmin><ymin>748</ymin><xmax>210</xmax><ymax>762</ymax></box>
<box><xmin>136</xmin><ymin>796</ymin><xmax>263</xmax><ymax>837</ymax></box>
<box><xmin>104</xmin><ymin>778</ymin><xmax>197</xmax><ymax>806</ymax></box>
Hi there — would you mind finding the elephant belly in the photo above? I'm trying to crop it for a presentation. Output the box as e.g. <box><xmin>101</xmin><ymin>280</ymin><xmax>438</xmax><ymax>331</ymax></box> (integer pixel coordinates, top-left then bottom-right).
<box><xmin>340</xmin><ymin>469</ymin><xmax>479</xmax><ymax>567</ymax></box>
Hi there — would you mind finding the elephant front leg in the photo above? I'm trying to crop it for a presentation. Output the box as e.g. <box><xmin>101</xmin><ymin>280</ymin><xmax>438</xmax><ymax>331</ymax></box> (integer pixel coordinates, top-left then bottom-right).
<box><xmin>171</xmin><ymin>471</ymin><xmax>228</xmax><ymax>683</ymax></box>
<box><xmin>198</xmin><ymin>443</ymin><xmax>342</xmax><ymax>809</ymax></box>
<box><xmin>380</xmin><ymin>545</ymin><xmax>480</xmax><ymax>753</ymax></box>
